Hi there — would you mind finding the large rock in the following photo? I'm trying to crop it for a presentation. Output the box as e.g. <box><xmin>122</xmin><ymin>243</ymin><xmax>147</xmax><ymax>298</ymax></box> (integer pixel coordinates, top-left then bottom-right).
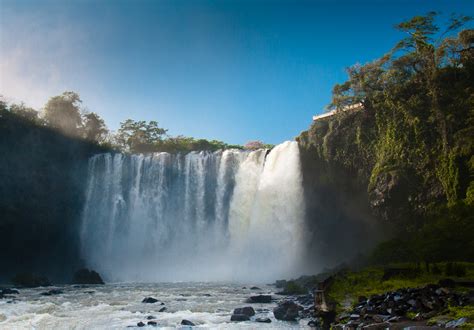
<box><xmin>1</xmin><ymin>288</ymin><xmax>19</xmax><ymax>295</ymax></box>
<box><xmin>246</xmin><ymin>295</ymin><xmax>272</xmax><ymax>303</ymax></box>
<box><xmin>72</xmin><ymin>269</ymin><xmax>104</xmax><ymax>284</ymax></box>
<box><xmin>273</xmin><ymin>301</ymin><xmax>301</xmax><ymax>321</ymax></box>
<box><xmin>233</xmin><ymin>307</ymin><xmax>255</xmax><ymax>317</ymax></box>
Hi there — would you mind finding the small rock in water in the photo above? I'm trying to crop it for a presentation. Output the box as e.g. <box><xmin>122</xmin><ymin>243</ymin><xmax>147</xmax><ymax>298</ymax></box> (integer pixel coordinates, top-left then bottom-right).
<box><xmin>158</xmin><ymin>307</ymin><xmax>167</xmax><ymax>312</ymax></box>
<box><xmin>255</xmin><ymin>317</ymin><xmax>271</xmax><ymax>323</ymax></box>
<box><xmin>1</xmin><ymin>288</ymin><xmax>19</xmax><ymax>295</ymax></box>
<box><xmin>142</xmin><ymin>297</ymin><xmax>159</xmax><ymax>304</ymax></box>
<box><xmin>231</xmin><ymin>314</ymin><xmax>250</xmax><ymax>321</ymax></box>
<box><xmin>146</xmin><ymin>315</ymin><xmax>156</xmax><ymax>320</ymax></box>
<box><xmin>246</xmin><ymin>295</ymin><xmax>272</xmax><ymax>303</ymax></box>
<box><xmin>147</xmin><ymin>321</ymin><xmax>157</xmax><ymax>326</ymax></box>
<box><xmin>233</xmin><ymin>306</ymin><xmax>255</xmax><ymax>317</ymax></box>
<box><xmin>181</xmin><ymin>319</ymin><xmax>195</xmax><ymax>326</ymax></box>
<box><xmin>137</xmin><ymin>321</ymin><xmax>145</xmax><ymax>327</ymax></box>
<box><xmin>250</xmin><ymin>286</ymin><xmax>261</xmax><ymax>290</ymax></box>
<box><xmin>41</xmin><ymin>289</ymin><xmax>63</xmax><ymax>296</ymax></box>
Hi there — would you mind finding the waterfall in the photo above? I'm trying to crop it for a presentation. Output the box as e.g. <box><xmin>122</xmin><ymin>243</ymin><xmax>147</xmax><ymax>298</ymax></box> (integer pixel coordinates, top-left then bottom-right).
<box><xmin>80</xmin><ymin>141</ymin><xmax>305</xmax><ymax>282</ymax></box>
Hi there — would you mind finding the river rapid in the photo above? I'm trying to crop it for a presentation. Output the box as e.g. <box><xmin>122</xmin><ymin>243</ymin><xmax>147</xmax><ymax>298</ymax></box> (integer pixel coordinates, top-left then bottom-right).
<box><xmin>0</xmin><ymin>282</ymin><xmax>313</xmax><ymax>329</ymax></box>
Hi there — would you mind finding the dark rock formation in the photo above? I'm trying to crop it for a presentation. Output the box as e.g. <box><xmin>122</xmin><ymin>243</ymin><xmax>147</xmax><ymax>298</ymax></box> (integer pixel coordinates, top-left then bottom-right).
<box><xmin>147</xmin><ymin>321</ymin><xmax>157</xmax><ymax>326</ymax></box>
<box><xmin>137</xmin><ymin>321</ymin><xmax>145</xmax><ymax>327</ymax></box>
<box><xmin>72</xmin><ymin>269</ymin><xmax>104</xmax><ymax>284</ymax></box>
<box><xmin>250</xmin><ymin>286</ymin><xmax>261</xmax><ymax>290</ymax></box>
<box><xmin>1</xmin><ymin>288</ymin><xmax>19</xmax><ymax>295</ymax></box>
<box><xmin>158</xmin><ymin>307</ymin><xmax>167</xmax><ymax>312</ymax></box>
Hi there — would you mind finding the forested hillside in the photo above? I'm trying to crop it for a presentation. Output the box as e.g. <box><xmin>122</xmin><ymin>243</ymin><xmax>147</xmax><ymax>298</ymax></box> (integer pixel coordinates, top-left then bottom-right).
<box><xmin>298</xmin><ymin>13</ymin><xmax>474</xmax><ymax>264</ymax></box>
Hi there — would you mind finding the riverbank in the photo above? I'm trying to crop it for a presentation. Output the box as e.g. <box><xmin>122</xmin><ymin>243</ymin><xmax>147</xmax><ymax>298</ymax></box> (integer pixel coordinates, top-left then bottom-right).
<box><xmin>276</xmin><ymin>262</ymin><xmax>474</xmax><ymax>328</ymax></box>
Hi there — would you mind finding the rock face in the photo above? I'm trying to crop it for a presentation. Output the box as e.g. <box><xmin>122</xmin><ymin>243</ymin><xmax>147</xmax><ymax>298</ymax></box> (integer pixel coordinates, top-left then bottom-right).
<box><xmin>246</xmin><ymin>295</ymin><xmax>272</xmax><ymax>303</ymax></box>
<box><xmin>72</xmin><ymin>269</ymin><xmax>104</xmax><ymax>284</ymax></box>
<box><xmin>273</xmin><ymin>301</ymin><xmax>301</xmax><ymax>321</ymax></box>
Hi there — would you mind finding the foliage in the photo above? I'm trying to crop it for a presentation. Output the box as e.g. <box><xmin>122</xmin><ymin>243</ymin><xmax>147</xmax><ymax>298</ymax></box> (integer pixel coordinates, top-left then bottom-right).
<box><xmin>244</xmin><ymin>140</ymin><xmax>274</xmax><ymax>150</ymax></box>
<box><xmin>43</xmin><ymin>91</ymin><xmax>84</xmax><ymax>136</ymax></box>
<box><xmin>326</xmin><ymin>263</ymin><xmax>474</xmax><ymax>309</ymax></box>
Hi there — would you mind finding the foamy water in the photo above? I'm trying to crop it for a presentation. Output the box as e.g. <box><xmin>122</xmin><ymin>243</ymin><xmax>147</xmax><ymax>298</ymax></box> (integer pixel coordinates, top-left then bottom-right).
<box><xmin>0</xmin><ymin>283</ymin><xmax>311</xmax><ymax>329</ymax></box>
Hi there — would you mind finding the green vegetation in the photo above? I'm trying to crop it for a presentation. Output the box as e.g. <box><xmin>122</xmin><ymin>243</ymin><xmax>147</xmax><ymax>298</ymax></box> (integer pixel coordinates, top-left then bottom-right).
<box><xmin>298</xmin><ymin>13</ymin><xmax>474</xmax><ymax>265</ymax></box>
<box><xmin>326</xmin><ymin>262</ymin><xmax>474</xmax><ymax>310</ymax></box>
<box><xmin>1</xmin><ymin>92</ymin><xmax>267</xmax><ymax>154</ymax></box>
<box><xmin>428</xmin><ymin>306</ymin><xmax>474</xmax><ymax>328</ymax></box>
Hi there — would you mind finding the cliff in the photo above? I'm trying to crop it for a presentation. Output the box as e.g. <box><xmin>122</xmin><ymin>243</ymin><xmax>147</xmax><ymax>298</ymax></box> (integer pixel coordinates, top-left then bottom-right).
<box><xmin>0</xmin><ymin>111</ymin><xmax>108</xmax><ymax>282</ymax></box>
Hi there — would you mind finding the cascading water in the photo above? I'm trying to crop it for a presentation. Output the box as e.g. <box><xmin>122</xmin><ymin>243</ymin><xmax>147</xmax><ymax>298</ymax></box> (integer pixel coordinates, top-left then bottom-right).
<box><xmin>80</xmin><ymin>141</ymin><xmax>306</xmax><ymax>282</ymax></box>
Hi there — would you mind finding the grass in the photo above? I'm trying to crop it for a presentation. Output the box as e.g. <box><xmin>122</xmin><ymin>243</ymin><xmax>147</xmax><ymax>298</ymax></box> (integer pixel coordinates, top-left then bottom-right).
<box><xmin>427</xmin><ymin>306</ymin><xmax>474</xmax><ymax>328</ymax></box>
<box><xmin>326</xmin><ymin>262</ymin><xmax>474</xmax><ymax>312</ymax></box>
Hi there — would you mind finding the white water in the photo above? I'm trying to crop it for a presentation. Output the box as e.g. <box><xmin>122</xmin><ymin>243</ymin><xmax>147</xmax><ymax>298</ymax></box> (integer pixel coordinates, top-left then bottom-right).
<box><xmin>0</xmin><ymin>283</ymin><xmax>313</xmax><ymax>329</ymax></box>
<box><xmin>80</xmin><ymin>141</ymin><xmax>306</xmax><ymax>282</ymax></box>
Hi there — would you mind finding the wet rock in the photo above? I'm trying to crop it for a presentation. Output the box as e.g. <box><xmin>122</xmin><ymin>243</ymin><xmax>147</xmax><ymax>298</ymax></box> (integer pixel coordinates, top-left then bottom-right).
<box><xmin>72</xmin><ymin>269</ymin><xmax>104</xmax><ymax>285</ymax></box>
<box><xmin>41</xmin><ymin>289</ymin><xmax>63</xmax><ymax>296</ymax></box>
<box><xmin>246</xmin><ymin>295</ymin><xmax>272</xmax><ymax>303</ymax></box>
<box><xmin>142</xmin><ymin>297</ymin><xmax>159</xmax><ymax>304</ymax></box>
<box><xmin>250</xmin><ymin>286</ymin><xmax>261</xmax><ymax>290</ymax></box>
<box><xmin>159</xmin><ymin>307</ymin><xmax>167</xmax><ymax>312</ymax></box>
<box><xmin>233</xmin><ymin>306</ymin><xmax>255</xmax><ymax>317</ymax></box>
<box><xmin>137</xmin><ymin>321</ymin><xmax>145</xmax><ymax>327</ymax></box>
<box><xmin>181</xmin><ymin>319</ymin><xmax>195</xmax><ymax>326</ymax></box>
<box><xmin>1</xmin><ymin>288</ymin><xmax>19</xmax><ymax>294</ymax></box>
<box><xmin>147</xmin><ymin>321</ymin><xmax>157</xmax><ymax>326</ymax></box>
<box><xmin>230</xmin><ymin>314</ymin><xmax>250</xmax><ymax>321</ymax></box>
<box><xmin>255</xmin><ymin>317</ymin><xmax>271</xmax><ymax>323</ymax></box>
<box><xmin>273</xmin><ymin>301</ymin><xmax>301</xmax><ymax>321</ymax></box>
<box><xmin>146</xmin><ymin>315</ymin><xmax>156</xmax><ymax>320</ymax></box>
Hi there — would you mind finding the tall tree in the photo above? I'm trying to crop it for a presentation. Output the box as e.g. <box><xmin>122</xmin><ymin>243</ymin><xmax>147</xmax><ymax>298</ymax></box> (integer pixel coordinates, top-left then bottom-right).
<box><xmin>43</xmin><ymin>91</ymin><xmax>83</xmax><ymax>136</ymax></box>
<box><xmin>81</xmin><ymin>112</ymin><xmax>108</xmax><ymax>143</ymax></box>
<box><xmin>116</xmin><ymin>119</ymin><xmax>168</xmax><ymax>153</ymax></box>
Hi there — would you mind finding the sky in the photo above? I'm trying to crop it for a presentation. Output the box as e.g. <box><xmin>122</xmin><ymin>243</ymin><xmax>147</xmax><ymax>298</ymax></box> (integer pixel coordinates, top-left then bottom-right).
<box><xmin>0</xmin><ymin>0</ymin><xmax>472</xmax><ymax>145</ymax></box>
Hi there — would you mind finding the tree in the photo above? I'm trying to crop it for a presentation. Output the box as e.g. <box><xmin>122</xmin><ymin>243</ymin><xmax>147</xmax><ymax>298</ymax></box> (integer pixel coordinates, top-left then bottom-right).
<box><xmin>244</xmin><ymin>140</ymin><xmax>273</xmax><ymax>150</ymax></box>
<box><xmin>81</xmin><ymin>112</ymin><xmax>108</xmax><ymax>143</ymax></box>
<box><xmin>43</xmin><ymin>91</ymin><xmax>83</xmax><ymax>136</ymax></box>
<box><xmin>10</xmin><ymin>103</ymin><xmax>40</xmax><ymax>123</ymax></box>
<box><xmin>116</xmin><ymin>119</ymin><xmax>168</xmax><ymax>153</ymax></box>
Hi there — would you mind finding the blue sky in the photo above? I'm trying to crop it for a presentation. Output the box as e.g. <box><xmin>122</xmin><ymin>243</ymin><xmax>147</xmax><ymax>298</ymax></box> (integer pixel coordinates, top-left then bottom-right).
<box><xmin>0</xmin><ymin>0</ymin><xmax>472</xmax><ymax>145</ymax></box>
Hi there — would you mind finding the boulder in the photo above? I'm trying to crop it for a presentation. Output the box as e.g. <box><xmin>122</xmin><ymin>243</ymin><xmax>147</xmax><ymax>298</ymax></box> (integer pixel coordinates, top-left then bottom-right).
<box><xmin>233</xmin><ymin>306</ymin><xmax>255</xmax><ymax>317</ymax></box>
<box><xmin>230</xmin><ymin>314</ymin><xmax>250</xmax><ymax>321</ymax></box>
<box><xmin>72</xmin><ymin>269</ymin><xmax>104</xmax><ymax>285</ymax></box>
<box><xmin>137</xmin><ymin>321</ymin><xmax>145</xmax><ymax>327</ymax></box>
<box><xmin>250</xmin><ymin>286</ymin><xmax>261</xmax><ymax>290</ymax></box>
<box><xmin>11</xmin><ymin>273</ymin><xmax>51</xmax><ymax>287</ymax></box>
<box><xmin>142</xmin><ymin>297</ymin><xmax>159</xmax><ymax>304</ymax></box>
<box><xmin>246</xmin><ymin>295</ymin><xmax>272</xmax><ymax>303</ymax></box>
<box><xmin>159</xmin><ymin>307</ymin><xmax>167</xmax><ymax>312</ymax></box>
<box><xmin>181</xmin><ymin>319</ymin><xmax>195</xmax><ymax>326</ymax></box>
<box><xmin>146</xmin><ymin>315</ymin><xmax>156</xmax><ymax>320</ymax></box>
<box><xmin>147</xmin><ymin>321</ymin><xmax>157</xmax><ymax>326</ymax></box>
<box><xmin>273</xmin><ymin>301</ymin><xmax>301</xmax><ymax>321</ymax></box>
